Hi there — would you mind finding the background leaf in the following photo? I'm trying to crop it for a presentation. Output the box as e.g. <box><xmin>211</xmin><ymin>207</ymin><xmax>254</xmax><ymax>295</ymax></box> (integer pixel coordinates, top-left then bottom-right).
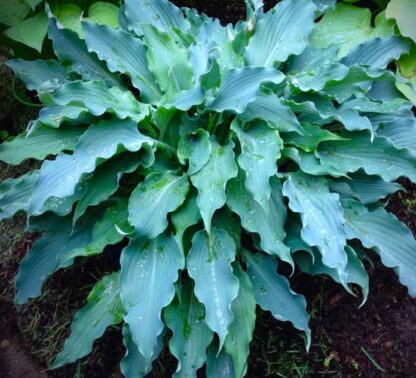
<box><xmin>4</xmin><ymin>12</ymin><xmax>47</xmax><ymax>52</ymax></box>
<box><xmin>88</xmin><ymin>2</ymin><xmax>119</xmax><ymax>28</ymax></box>
<box><xmin>386</xmin><ymin>0</ymin><xmax>416</xmax><ymax>43</ymax></box>
<box><xmin>0</xmin><ymin>0</ymin><xmax>31</xmax><ymax>26</ymax></box>
<box><xmin>311</xmin><ymin>4</ymin><xmax>395</xmax><ymax>57</ymax></box>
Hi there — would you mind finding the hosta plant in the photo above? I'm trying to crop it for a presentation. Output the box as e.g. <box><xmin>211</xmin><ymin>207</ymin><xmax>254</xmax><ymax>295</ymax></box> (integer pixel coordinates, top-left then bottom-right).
<box><xmin>1</xmin><ymin>0</ymin><xmax>416</xmax><ymax>376</ymax></box>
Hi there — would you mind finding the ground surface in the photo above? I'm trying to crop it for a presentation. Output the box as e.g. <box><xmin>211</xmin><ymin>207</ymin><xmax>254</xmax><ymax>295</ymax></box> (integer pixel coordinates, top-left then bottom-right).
<box><xmin>1</xmin><ymin>1</ymin><xmax>416</xmax><ymax>377</ymax></box>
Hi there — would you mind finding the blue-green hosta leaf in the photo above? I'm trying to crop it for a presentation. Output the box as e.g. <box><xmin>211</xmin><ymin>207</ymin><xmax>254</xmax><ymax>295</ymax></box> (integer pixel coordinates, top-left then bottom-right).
<box><xmin>213</xmin><ymin>208</ymin><xmax>242</xmax><ymax>250</ymax></box>
<box><xmin>282</xmin><ymin>147</ymin><xmax>346</xmax><ymax>177</ymax></box>
<box><xmin>282</xmin><ymin>123</ymin><xmax>345</xmax><ymax>153</ymax></box>
<box><xmin>189</xmin><ymin>12</ymin><xmax>227</xmax><ymax>43</ymax></box>
<box><xmin>287</xmin><ymin>218</ymin><xmax>367</xmax><ymax>314</ymax></box>
<box><xmin>227</xmin><ymin>173</ymin><xmax>293</xmax><ymax>265</ymax></box>
<box><xmin>207</xmin><ymin>67</ymin><xmax>285</xmax><ymax>114</ymax></box>
<box><xmin>224</xmin><ymin>264</ymin><xmax>256</xmax><ymax>378</ymax></box>
<box><xmin>118</xmin><ymin>3</ymin><xmax>129</xmax><ymax>30</ymax></box>
<box><xmin>245</xmin><ymin>0</ymin><xmax>264</xmax><ymax>18</ymax></box>
<box><xmin>284</xmin><ymin>217</ymin><xmax>313</xmax><ymax>255</ymax></box>
<box><xmin>342</xmin><ymin>97</ymin><xmax>409</xmax><ymax>114</ymax></box>
<box><xmin>29</xmin><ymin>118</ymin><xmax>152</xmax><ymax>216</ymax></box>
<box><xmin>128</xmin><ymin>172</ymin><xmax>189</xmax><ymax>239</ymax></box>
<box><xmin>317</xmin><ymin>133</ymin><xmax>416</xmax><ymax>182</ymax></box>
<box><xmin>15</xmin><ymin>217</ymin><xmax>72</xmax><ymax>304</ymax></box>
<box><xmin>240</xmin><ymin>90</ymin><xmax>304</xmax><ymax>134</ymax></box>
<box><xmin>82</xmin><ymin>22</ymin><xmax>162</xmax><ymax>103</ymax></box>
<box><xmin>282</xmin><ymin>172</ymin><xmax>348</xmax><ymax>281</ymax></box>
<box><xmin>200</xmin><ymin>57</ymin><xmax>222</xmax><ymax>92</ymax></box>
<box><xmin>0</xmin><ymin>171</ymin><xmax>39</xmax><ymax>221</ymax></box>
<box><xmin>190</xmin><ymin>139</ymin><xmax>238</xmax><ymax>235</ymax></box>
<box><xmin>40</xmin><ymin>180</ymin><xmax>89</xmax><ymax>218</ymax></box>
<box><xmin>287</xmin><ymin>45</ymin><xmax>339</xmax><ymax>74</ymax></box>
<box><xmin>0</xmin><ymin>124</ymin><xmax>87</xmax><ymax>165</ymax></box>
<box><xmin>124</xmin><ymin>0</ymin><xmax>190</xmax><ymax>36</ymax></box>
<box><xmin>165</xmin><ymin>283</ymin><xmax>214</xmax><ymax>378</ymax></box>
<box><xmin>285</xmin><ymin>46</ymin><xmax>348</xmax><ymax>91</ymax></box>
<box><xmin>311</xmin><ymin>4</ymin><xmax>395</xmax><ymax>58</ymax></box>
<box><xmin>30</xmin><ymin>105</ymin><xmax>91</xmax><ymax>129</ymax></box>
<box><xmin>120</xmin><ymin>324</ymin><xmax>165</xmax><ymax>378</ymax></box>
<box><xmin>47</xmin><ymin>13</ymin><xmax>121</xmax><ymax>87</ymax></box>
<box><xmin>295</xmin><ymin>246</ymin><xmax>369</xmax><ymax>306</ymax></box>
<box><xmin>285</xmin><ymin>94</ymin><xmax>373</xmax><ymax>133</ymax></box>
<box><xmin>177</xmin><ymin>129</ymin><xmax>211</xmax><ymax>175</ymax></box>
<box><xmin>372</xmin><ymin>79</ymin><xmax>409</xmax><ymax>102</ymax></box>
<box><xmin>74</xmin><ymin>152</ymin><xmax>149</xmax><ymax>223</ymax></box>
<box><xmin>120</xmin><ymin>235</ymin><xmax>184</xmax><ymax>368</ymax></box>
<box><xmin>367</xmin><ymin>105</ymin><xmax>415</xmax><ymax>127</ymax></box>
<box><xmin>341</xmin><ymin>36</ymin><xmax>411</xmax><ymax>70</ymax></box>
<box><xmin>206</xmin><ymin>344</ymin><xmax>235</xmax><ymax>378</ymax></box>
<box><xmin>88</xmin><ymin>2</ymin><xmax>120</xmax><ymax>28</ymax></box>
<box><xmin>51</xmin><ymin>272</ymin><xmax>124</xmax><ymax>368</ymax></box>
<box><xmin>164</xmin><ymin>85</ymin><xmax>206</xmax><ymax>111</ymax></box>
<box><xmin>245</xmin><ymin>0</ymin><xmax>316</xmax><ymax>67</ymax></box>
<box><xmin>16</xmin><ymin>201</ymin><xmax>127</xmax><ymax>304</ymax></box>
<box><xmin>322</xmin><ymin>67</ymin><xmax>384</xmax><ymax>103</ymax></box>
<box><xmin>6</xmin><ymin>59</ymin><xmax>68</xmax><ymax>92</ymax></box>
<box><xmin>4</xmin><ymin>12</ymin><xmax>47</xmax><ymax>52</ymax></box>
<box><xmin>141</xmin><ymin>24</ymin><xmax>194</xmax><ymax>96</ymax></box>
<box><xmin>313</xmin><ymin>0</ymin><xmax>336</xmax><ymax>13</ymax></box>
<box><xmin>243</xmin><ymin>250</ymin><xmax>311</xmax><ymax>348</ymax></box>
<box><xmin>171</xmin><ymin>191</ymin><xmax>201</xmax><ymax>253</ymax></box>
<box><xmin>0</xmin><ymin>0</ymin><xmax>30</xmax><ymax>26</ymax></box>
<box><xmin>187</xmin><ymin>229</ymin><xmax>240</xmax><ymax>350</ymax></box>
<box><xmin>43</xmin><ymin>80</ymin><xmax>149</xmax><ymax>122</ymax></box>
<box><xmin>375</xmin><ymin>117</ymin><xmax>416</xmax><ymax>154</ymax></box>
<box><xmin>386</xmin><ymin>0</ymin><xmax>416</xmax><ymax>43</ymax></box>
<box><xmin>232</xmin><ymin>120</ymin><xmax>282</xmax><ymax>212</ymax></box>
<box><xmin>342</xmin><ymin>199</ymin><xmax>416</xmax><ymax>297</ymax></box>
<box><xmin>330</xmin><ymin>173</ymin><xmax>402</xmax><ymax>205</ymax></box>
<box><xmin>216</xmin><ymin>36</ymin><xmax>245</xmax><ymax>75</ymax></box>
<box><xmin>189</xmin><ymin>41</ymin><xmax>213</xmax><ymax>81</ymax></box>
<box><xmin>290</xmin><ymin>64</ymin><xmax>349</xmax><ymax>92</ymax></box>
<box><xmin>57</xmin><ymin>200</ymin><xmax>128</xmax><ymax>269</ymax></box>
